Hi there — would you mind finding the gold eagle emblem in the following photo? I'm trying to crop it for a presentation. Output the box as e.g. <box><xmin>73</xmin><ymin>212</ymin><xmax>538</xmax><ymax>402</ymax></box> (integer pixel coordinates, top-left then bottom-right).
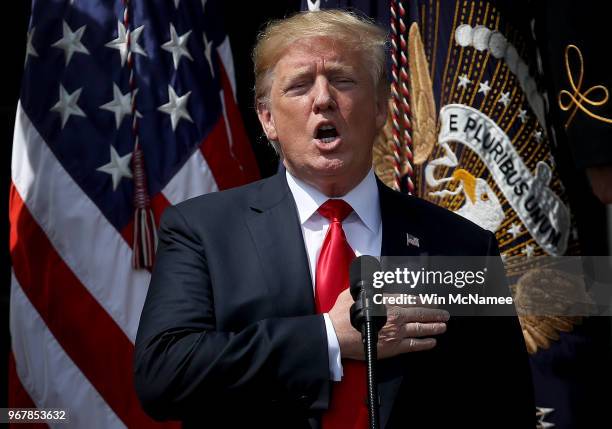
<box><xmin>373</xmin><ymin>23</ymin><xmax>586</xmax><ymax>354</ymax></box>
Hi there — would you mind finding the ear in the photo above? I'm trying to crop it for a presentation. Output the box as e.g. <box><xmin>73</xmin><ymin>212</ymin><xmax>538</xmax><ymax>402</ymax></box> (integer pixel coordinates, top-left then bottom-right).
<box><xmin>374</xmin><ymin>91</ymin><xmax>389</xmax><ymax>131</ymax></box>
<box><xmin>256</xmin><ymin>101</ymin><xmax>278</xmax><ymax>141</ymax></box>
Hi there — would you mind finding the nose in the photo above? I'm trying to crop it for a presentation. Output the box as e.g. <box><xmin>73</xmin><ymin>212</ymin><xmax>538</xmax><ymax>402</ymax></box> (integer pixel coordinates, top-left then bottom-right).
<box><xmin>312</xmin><ymin>77</ymin><xmax>336</xmax><ymax>113</ymax></box>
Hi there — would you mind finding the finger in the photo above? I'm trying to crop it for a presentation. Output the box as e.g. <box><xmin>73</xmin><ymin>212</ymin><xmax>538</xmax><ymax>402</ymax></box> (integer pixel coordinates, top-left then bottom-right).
<box><xmin>409</xmin><ymin>295</ymin><xmax>437</xmax><ymax>309</ymax></box>
<box><xmin>384</xmin><ymin>293</ymin><xmax>438</xmax><ymax>308</ymax></box>
<box><xmin>403</xmin><ymin>322</ymin><xmax>446</xmax><ymax>338</ymax></box>
<box><xmin>400</xmin><ymin>307</ymin><xmax>450</xmax><ymax>323</ymax></box>
<box><xmin>383</xmin><ymin>294</ymin><xmax>439</xmax><ymax>309</ymax></box>
<box><xmin>396</xmin><ymin>337</ymin><xmax>437</xmax><ymax>353</ymax></box>
<box><xmin>385</xmin><ymin>305</ymin><xmax>404</xmax><ymax>322</ymax></box>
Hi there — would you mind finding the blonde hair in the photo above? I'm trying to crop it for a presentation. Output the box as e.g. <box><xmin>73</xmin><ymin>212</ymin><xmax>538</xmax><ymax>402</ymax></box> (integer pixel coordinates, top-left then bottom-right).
<box><xmin>253</xmin><ymin>9</ymin><xmax>389</xmax><ymax>107</ymax></box>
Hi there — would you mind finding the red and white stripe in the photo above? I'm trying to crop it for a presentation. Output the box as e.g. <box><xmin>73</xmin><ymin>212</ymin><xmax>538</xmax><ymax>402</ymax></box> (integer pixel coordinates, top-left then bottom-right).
<box><xmin>10</xmin><ymin>273</ymin><xmax>126</xmax><ymax>429</ymax></box>
<box><xmin>9</xmin><ymin>40</ymin><xmax>259</xmax><ymax>428</ymax></box>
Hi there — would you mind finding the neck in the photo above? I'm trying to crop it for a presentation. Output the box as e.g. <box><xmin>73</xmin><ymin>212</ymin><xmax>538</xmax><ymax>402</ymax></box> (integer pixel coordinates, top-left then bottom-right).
<box><xmin>289</xmin><ymin>167</ymin><xmax>370</xmax><ymax>198</ymax></box>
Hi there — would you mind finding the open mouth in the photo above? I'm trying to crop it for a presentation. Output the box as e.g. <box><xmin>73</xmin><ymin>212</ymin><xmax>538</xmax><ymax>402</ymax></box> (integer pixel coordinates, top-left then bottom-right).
<box><xmin>315</xmin><ymin>124</ymin><xmax>339</xmax><ymax>143</ymax></box>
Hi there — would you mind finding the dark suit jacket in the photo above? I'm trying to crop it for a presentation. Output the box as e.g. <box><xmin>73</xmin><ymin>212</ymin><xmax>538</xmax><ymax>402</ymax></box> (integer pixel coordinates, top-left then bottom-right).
<box><xmin>134</xmin><ymin>172</ymin><xmax>535</xmax><ymax>428</ymax></box>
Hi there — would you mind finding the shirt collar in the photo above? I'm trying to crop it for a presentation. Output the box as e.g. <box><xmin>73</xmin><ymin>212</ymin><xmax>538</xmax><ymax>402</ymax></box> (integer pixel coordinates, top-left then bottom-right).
<box><xmin>286</xmin><ymin>168</ymin><xmax>381</xmax><ymax>233</ymax></box>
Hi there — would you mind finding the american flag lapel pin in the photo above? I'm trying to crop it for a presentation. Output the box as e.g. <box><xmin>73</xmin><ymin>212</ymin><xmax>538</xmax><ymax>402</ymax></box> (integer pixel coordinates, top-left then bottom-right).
<box><xmin>406</xmin><ymin>233</ymin><xmax>420</xmax><ymax>248</ymax></box>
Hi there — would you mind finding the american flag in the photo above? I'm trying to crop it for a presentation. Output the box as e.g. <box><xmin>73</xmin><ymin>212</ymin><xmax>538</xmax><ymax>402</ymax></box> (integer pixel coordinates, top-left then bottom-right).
<box><xmin>9</xmin><ymin>0</ymin><xmax>259</xmax><ymax>427</ymax></box>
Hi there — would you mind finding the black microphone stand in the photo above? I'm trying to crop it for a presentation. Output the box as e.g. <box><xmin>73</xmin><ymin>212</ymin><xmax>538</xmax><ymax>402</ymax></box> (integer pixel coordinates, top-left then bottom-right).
<box><xmin>350</xmin><ymin>257</ymin><xmax>387</xmax><ymax>429</ymax></box>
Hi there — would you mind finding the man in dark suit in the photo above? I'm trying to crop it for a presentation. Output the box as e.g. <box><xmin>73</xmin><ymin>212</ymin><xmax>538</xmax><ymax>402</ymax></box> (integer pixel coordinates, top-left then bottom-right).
<box><xmin>134</xmin><ymin>10</ymin><xmax>534</xmax><ymax>428</ymax></box>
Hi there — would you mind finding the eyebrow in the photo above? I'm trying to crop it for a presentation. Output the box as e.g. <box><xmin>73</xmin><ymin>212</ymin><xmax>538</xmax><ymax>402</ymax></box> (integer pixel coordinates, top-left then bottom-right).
<box><xmin>324</xmin><ymin>63</ymin><xmax>355</xmax><ymax>75</ymax></box>
<box><xmin>281</xmin><ymin>62</ymin><xmax>355</xmax><ymax>83</ymax></box>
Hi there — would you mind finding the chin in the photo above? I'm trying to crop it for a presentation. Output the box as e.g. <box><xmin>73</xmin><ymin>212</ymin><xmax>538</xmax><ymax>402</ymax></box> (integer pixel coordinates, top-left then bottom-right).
<box><xmin>311</xmin><ymin>158</ymin><xmax>348</xmax><ymax>176</ymax></box>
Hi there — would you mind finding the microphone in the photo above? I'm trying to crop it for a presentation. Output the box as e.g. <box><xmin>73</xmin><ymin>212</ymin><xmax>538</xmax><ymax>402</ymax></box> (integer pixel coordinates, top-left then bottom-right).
<box><xmin>349</xmin><ymin>255</ymin><xmax>386</xmax><ymax>429</ymax></box>
<box><xmin>349</xmin><ymin>255</ymin><xmax>387</xmax><ymax>334</ymax></box>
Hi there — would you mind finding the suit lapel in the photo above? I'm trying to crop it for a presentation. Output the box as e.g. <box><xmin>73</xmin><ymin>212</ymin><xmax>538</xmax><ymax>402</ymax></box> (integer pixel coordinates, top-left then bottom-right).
<box><xmin>246</xmin><ymin>173</ymin><xmax>316</xmax><ymax>317</ymax></box>
<box><xmin>378</xmin><ymin>178</ymin><xmax>424</xmax><ymax>258</ymax></box>
<box><xmin>377</xmin><ymin>179</ymin><xmax>429</xmax><ymax>428</ymax></box>
<box><xmin>247</xmin><ymin>175</ymin><xmax>320</xmax><ymax>429</ymax></box>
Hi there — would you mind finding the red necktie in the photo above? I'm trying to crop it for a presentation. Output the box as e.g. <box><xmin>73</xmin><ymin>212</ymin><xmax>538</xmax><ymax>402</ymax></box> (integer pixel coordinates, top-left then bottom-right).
<box><xmin>315</xmin><ymin>199</ymin><xmax>368</xmax><ymax>429</ymax></box>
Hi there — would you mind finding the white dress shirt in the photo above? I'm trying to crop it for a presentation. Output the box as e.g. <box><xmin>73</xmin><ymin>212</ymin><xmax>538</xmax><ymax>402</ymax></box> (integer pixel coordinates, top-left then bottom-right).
<box><xmin>286</xmin><ymin>169</ymin><xmax>382</xmax><ymax>381</ymax></box>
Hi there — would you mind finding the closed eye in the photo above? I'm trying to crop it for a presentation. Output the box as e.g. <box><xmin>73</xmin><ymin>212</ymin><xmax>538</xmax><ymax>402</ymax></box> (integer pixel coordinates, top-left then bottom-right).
<box><xmin>283</xmin><ymin>81</ymin><xmax>310</xmax><ymax>94</ymax></box>
<box><xmin>332</xmin><ymin>77</ymin><xmax>355</xmax><ymax>87</ymax></box>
